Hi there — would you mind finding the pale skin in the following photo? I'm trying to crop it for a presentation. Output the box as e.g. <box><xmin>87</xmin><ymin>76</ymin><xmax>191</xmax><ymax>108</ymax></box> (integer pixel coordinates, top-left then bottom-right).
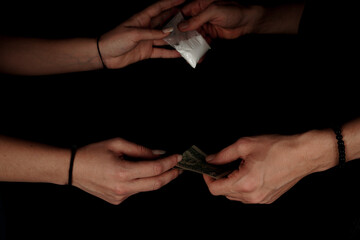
<box><xmin>180</xmin><ymin>0</ymin><xmax>360</xmax><ymax>204</ymax></box>
<box><xmin>0</xmin><ymin>0</ymin><xmax>184</xmax><ymax>75</ymax></box>
<box><xmin>0</xmin><ymin>0</ymin><xmax>187</xmax><ymax>205</ymax></box>
<box><xmin>179</xmin><ymin>0</ymin><xmax>305</xmax><ymax>38</ymax></box>
<box><xmin>204</xmin><ymin>118</ymin><xmax>360</xmax><ymax>204</ymax></box>
<box><xmin>0</xmin><ymin>136</ymin><xmax>182</xmax><ymax>205</ymax></box>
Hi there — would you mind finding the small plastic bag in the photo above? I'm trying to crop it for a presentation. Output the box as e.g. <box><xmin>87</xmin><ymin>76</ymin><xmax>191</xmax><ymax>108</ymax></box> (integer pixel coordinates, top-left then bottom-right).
<box><xmin>163</xmin><ymin>12</ymin><xmax>210</xmax><ymax>68</ymax></box>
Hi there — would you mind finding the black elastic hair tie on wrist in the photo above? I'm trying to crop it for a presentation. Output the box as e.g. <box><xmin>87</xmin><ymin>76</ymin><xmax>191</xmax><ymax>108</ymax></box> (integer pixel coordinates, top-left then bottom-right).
<box><xmin>96</xmin><ymin>36</ymin><xmax>108</xmax><ymax>69</ymax></box>
<box><xmin>68</xmin><ymin>145</ymin><xmax>77</xmax><ymax>186</ymax></box>
<box><xmin>333</xmin><ymin>127</ymin><xmax>346</xmax><ymax>168</ymax></box>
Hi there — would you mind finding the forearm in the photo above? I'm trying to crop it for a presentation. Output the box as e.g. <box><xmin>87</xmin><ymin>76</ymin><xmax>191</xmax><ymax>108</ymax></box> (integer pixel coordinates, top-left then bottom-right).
<box><xmin>0</xmin><ymin>135</ymin><xmax>70</xmax><ymax>185</ymax></box>
<box><xmin>303</xmin><ymin>117</ymin><xmax>360</xmax><ymax>174</ymax></box>
<box><xmin>341</xmin><ymin>118</ymin><xmax>360</xmax><ymax>162</ymax></box>
<box><xmin>0</xmin><ymin>36</ymin><xmax>103</xmax><ymax>75</ymax></box>
<box><xmin>254</xmin><ymin>3</ymin><xmax>305</xmax><ymax>34</ymax></box>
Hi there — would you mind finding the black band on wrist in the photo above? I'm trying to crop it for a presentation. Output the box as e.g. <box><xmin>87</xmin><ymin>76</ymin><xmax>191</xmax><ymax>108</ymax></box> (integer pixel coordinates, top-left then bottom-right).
<box><xmin>68</xmin><ymin>145</ymin><xmax>77</xmax><ymax>186</ymax></box>
<box><xmin>333</xmin><ymin>127</ymin><xmax>346</xmax><ymax>168</ymax></box>
<box><xmin>96</xmin><ymin>36</ymin><xmax>108</xmax><ymax>69</ymax></box>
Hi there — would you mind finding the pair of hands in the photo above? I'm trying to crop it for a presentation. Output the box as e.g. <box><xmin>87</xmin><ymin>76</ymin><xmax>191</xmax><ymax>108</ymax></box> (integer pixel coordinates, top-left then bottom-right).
<box><xmin>73</xmin><ymin>0</ymin><xmax>270</xmax><ymax>204</ymax></box>
<box><xmin>77</xmin><ymin>0</ymin><xmax>317</xmax><ymax>204</ymax></box>
<box><xmin>74</xmin><ymin>128</ymin><xmax>337</xmax><ymax>205</ymax></box>
<box><xmin>99</xmin><ymin>0</ymin><xmax>259</xmax><ymax>69</ymax></box>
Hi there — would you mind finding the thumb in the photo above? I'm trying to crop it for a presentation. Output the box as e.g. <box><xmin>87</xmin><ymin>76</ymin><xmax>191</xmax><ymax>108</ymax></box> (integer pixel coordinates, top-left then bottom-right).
<box><xmin>206</xmin><ymin>143</ymin><xmax>242</xmax><ymax>165</ymax></box>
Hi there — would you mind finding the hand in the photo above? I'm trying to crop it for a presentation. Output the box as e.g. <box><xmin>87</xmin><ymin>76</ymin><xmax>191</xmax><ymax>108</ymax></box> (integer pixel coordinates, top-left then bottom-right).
<box><xmin>72</xmin><ymin>138</ymin><xmax>182</xmax><ymax>205</ymax></box>
<box><xmin>179</xmin><ymin>0</ymin><xmax>264</xmax><ymax>39</ymax></box>
<box><xmin>98</xmin><ymin>0</ymin><xmax>185</xmax><ymax>69</ymax></box>
<box><xmin>203</xmin><ymin>130</ymin><xmax>338</xmax><ymax>204</ymax></box>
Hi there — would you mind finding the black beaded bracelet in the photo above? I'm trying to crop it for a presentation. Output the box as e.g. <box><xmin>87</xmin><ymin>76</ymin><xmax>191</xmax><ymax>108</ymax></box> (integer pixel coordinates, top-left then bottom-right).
<box><xmin>96</xmin><ymin>36</ymin><xmax>108</xmax><ymax>69</ymax></box>
<box><xmin>68</xmin><ymin>145</ymin><xmax>77</xmax><ymax>186</ymax></box>
<box><xmin>333</xmin><ymin>127</ymin><xmax>346</xmax><ymax>168</ymax></box>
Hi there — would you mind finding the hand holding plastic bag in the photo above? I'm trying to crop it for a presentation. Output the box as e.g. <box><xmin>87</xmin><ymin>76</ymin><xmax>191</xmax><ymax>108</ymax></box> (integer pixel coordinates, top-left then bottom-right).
<box><xmin>163</xmin><ymin>12</ymin><xmax>210</xmax><ymax>68</ymax></box>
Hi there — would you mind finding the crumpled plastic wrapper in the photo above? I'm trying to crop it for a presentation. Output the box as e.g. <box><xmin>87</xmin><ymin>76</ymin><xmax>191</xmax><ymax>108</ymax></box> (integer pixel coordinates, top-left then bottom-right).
<box><xmin>163</xmin><ymin>12</ymin><xmax>210</xmax><ymax>68</ymax></box>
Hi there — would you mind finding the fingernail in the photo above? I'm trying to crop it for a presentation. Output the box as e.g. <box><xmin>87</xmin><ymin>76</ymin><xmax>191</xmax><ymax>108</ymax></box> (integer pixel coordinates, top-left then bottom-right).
<box><xmin>162</xmin><ymin>27</ymin><xmax>174</xmax><ymax>33</ymax></box>
<box><xmin>177</xmin><ymin>155</ymin><xmax>183</xmax><ymax>162</ymax></box>
<box><xmin>178</xmin><ymin>22</ymin><xmax>188</xmax><ymax>30</ymax></box>
<box><xmin>152</xmin><ymin>150</ymin><xmax>166</xmax><ymax>155</ymax></box>
<box><xmin>206</xmin><ymin>154</ymin><xmax>215</xmax><ymax>162</ymax></box>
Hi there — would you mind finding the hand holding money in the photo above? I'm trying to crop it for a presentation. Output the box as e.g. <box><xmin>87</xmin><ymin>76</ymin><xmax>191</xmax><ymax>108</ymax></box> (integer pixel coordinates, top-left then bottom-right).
<box><xmin>176</xmin><ymin>145</ymin><xmax>240</xmax><ymax>179</ymax></box>
<box><xmin>201</xmin><ymin>133</ymin><xmax>335</xmax><ymax>204</ymax></box>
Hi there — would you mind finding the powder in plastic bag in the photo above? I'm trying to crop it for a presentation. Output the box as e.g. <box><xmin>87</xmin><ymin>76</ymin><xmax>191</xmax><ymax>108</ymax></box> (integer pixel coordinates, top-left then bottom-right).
<box><xmin>163</xmin><ymin>12</ymin><xmax>210</xmax><ymax>68</ymax></box>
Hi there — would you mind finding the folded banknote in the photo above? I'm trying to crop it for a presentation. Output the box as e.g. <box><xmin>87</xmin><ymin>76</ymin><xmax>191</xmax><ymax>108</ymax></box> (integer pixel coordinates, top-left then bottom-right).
<box><xmin>176</xmin><ymin>145</ymin><xmax>240</xmax><ymax>179</ymax></box>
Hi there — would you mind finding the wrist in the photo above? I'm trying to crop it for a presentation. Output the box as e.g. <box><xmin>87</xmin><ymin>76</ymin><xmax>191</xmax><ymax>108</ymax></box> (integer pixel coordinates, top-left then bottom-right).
<box><xmin>96</xmin><ymin>34</ymin><xmax>116</xmax><ymax>69</ymax></box>
<box><xmin>300</xmin><ymin>129</ymin><xmax>338</xmax><ymax>174</ymax></box>
<box><xmin>247</xmin><ymin>5</ymin><xmax>266</xmax><ymax>34</ymax></box>
<box><xmin>254</xmin><ymin>3</ymin><xmax>305</xmax><ymax>34</ymax></box>
<box><xmin>341</xmin><ymin>119</ymin><xmax>360</xmax><ymax>162</ymax></box>
<box><xmin>47</xmin><ymin>148</ymin><xmax>72</xmax><ymax>185</ymax></box>
<box><xmin>96</xmin><ymin>36</ymin><xmax>108</xmax><ymax>69</ymax></box>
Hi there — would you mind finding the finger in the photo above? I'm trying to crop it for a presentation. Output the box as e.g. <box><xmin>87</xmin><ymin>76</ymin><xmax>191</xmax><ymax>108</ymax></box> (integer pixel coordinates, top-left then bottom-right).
<box><xmin>150</xmin><ymin>8</ymin><xmax>179</xmax><ymax>28</ymax></box>
<box><xmin>131</xmin><ymin>168</ymin><xmax>182</xmax><ymax>193</ymax></box>
<box><xmin>182</xmin><ymin>0</ymin><xmax>217</xmax><ymax>17</ymax></box>
<box><xmin>203</xmin><ymin>166</ymin><xmax>247</xmax><ymax>197</ymax></box>
<box><xmin>153</xmin><ymin>39</ymin><xmax>168</xmax><ymax>46</ymax></box>
<box><xmin>144</xmin><ymin>0</ymin><xmax>185</xmax><ymax>19</ymax></box>
<box><xmin>203</xmin><ymin>174</ymin><xmax>216</xmax><ymax>185</ymax></box>
<box><xmin>108</xmin><ymin>138</ymin><xmax>157</xmax><ymax>159</ymax></box>
<box><xmin>127</xmin><ymin>154</ymin><xmax>182</xmax><ymax>178</ymax></box>
<box><xmin>130</xmin><ymin>28</ymin><xmax>172</xmax><ymax>43</ymax></box>
<box><xmin>206</xmin><ymin>145</ymin><xmax>240</xmax><ymax>165</ymax></box>
<box><xmin>178</xmin><ymin>4</ymin><xmax>217</xmax><ymax>32</ymax></box>
<box><xmin>203</xmin><ymin>174</ymin><xmax>233</xmax><ymax>196</ymax></box>
<box><xmin>151</xmin><ymin>48</ymin><xmax>181</xmax><ymax>59</ymax></box>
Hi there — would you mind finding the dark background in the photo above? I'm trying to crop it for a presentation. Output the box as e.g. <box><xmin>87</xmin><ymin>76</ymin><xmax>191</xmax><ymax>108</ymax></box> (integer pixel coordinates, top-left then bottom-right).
<box><xmin>0</xmin><ymin>0</ymin><xmax>359</xmax><ymax>239</ymax></box>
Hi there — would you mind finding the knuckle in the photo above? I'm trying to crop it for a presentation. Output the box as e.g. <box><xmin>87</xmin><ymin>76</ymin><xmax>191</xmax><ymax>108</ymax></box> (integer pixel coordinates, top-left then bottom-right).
<box><xmin>115</xmin><ymin>168</ymin><xmax>131</xmax><ymax>181</ymax></box>
<box><xmin>208</xmin><ymin>185</ymin><xmax>220</xmax><ymax>196</ymax></box>
<box><xmin>110</xmin><ymin>196</ymin><xmax>128</xmax><ymax>205</ymax></box>
<box><xmin>109</xmin><ymin>199</ymin><xmax>122</xmax><ymax>205</ymax></box>
<box><xmin>152</xmin><ymin>178</ymin><xmax>165</xmax><ymax>191</ymax></box>
<box><xmin>171</xmin><ymin>168</ymin><xmax>181</xmax><ymax>178</ymax></box>
<box><xmin>236</xmin><ymin>137</ymin><xmax>252</xmax><ymax>151</ymax></box>
<box><xmin>152</xmin><ymin>162</ymin><xmax>164</xmax><ymax>176</ymax></box>
<box><xmin>138</xmin><ymin>144</ymin><xmax>150</xmax><ymax>154</ymax></box>
<box><xmin>157</xmin><ymin>1</ymin><xmax>168</xmax><ymax>12</ymax></box>
<box><xmin>107</xmin><ymin>137</ymin><xmax>124</xmax><ymax>149</ymax></box>
<box><xmin>207</xmin><ymin>3</ymin><xmax>218</xmax><ymax>12</ymax></box>
<box><xmin>110</xmin><ymin>137</ymin><xmax>124</xmax><ymax>144</ymax></box>
<box><xmin>237</xmin><ymin>177</ymin><xmax>259</xmax><ymax>193</ymax></box>
<box><xmin>241</xmin><ymin>182</ymin><xmax>257</xmax><ymax>193</ymax></box>
<box><xmin>113</xmin><ymin>184</ymin><xmax>129</xmax><ymax>196</ymax></box>
<box><xmin>199</xmin><ymin>0</ymin><xmax>211</xmax><ymax>10</ymax></box>
<box><xmin>129</xmin><ymin>29</ymin><xmax>141</xmax><ymax>41</ymax></box>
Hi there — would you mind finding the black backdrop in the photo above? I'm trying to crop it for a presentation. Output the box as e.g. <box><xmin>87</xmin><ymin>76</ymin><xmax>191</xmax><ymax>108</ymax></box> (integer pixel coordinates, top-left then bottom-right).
<box><xmin>1</xmin><ymin>0</ymin><xmax>359</xmax><ymax>239</ymax></box>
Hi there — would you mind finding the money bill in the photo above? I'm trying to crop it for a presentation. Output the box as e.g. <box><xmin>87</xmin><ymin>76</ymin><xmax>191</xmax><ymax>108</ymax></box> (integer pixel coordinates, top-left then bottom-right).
<box><xmin>176</xmin><ymin>145</ymin><xmax>240</xmax><ymax>179</ymax></box>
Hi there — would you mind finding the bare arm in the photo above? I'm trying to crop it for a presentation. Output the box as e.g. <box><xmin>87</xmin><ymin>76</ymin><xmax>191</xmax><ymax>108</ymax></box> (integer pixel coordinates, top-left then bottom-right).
<box><xmin>0</xmin><ymin>135</ymin><xmax>70</xmax><ymax>184</ymax></box>
<box><xmin>0</xmin><ymin>37</ymin><xmax>102</xmax><ymax>75</ymax></box>
<box><xmin>179</xmin><ymin>0</ymin><xmax>305</xmax><ymax>39</ymax></box>
<box><xmin>0</xmin><ymin>136</ymin><xmax>182</xmax><ymax>204</ymax></box>
<box><xmin>0</xmin><ymin>0</ymin><xmax>184</xmax><ymax>76</ymax></box>
<box><xmin>203</xmin><ymin>117</ymin><xmax>360</xmax><ymax>204</ymax></box>
<box><xmin>341</xmin><ymin>118</ymin><xmax>360</xmax><ymax>164</ymax></box>
<box><xmin>254</xmin><ymin>3</ymin><xmax>305</xmax><ymax>34</ymax></box>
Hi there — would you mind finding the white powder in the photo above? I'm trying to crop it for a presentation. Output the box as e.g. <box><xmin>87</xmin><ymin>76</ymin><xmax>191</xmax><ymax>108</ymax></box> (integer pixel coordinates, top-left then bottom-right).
<box><xmin>163</xmin><ymin>12</ymin><xmax>210</xmax><ymax>68</ymax></box>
